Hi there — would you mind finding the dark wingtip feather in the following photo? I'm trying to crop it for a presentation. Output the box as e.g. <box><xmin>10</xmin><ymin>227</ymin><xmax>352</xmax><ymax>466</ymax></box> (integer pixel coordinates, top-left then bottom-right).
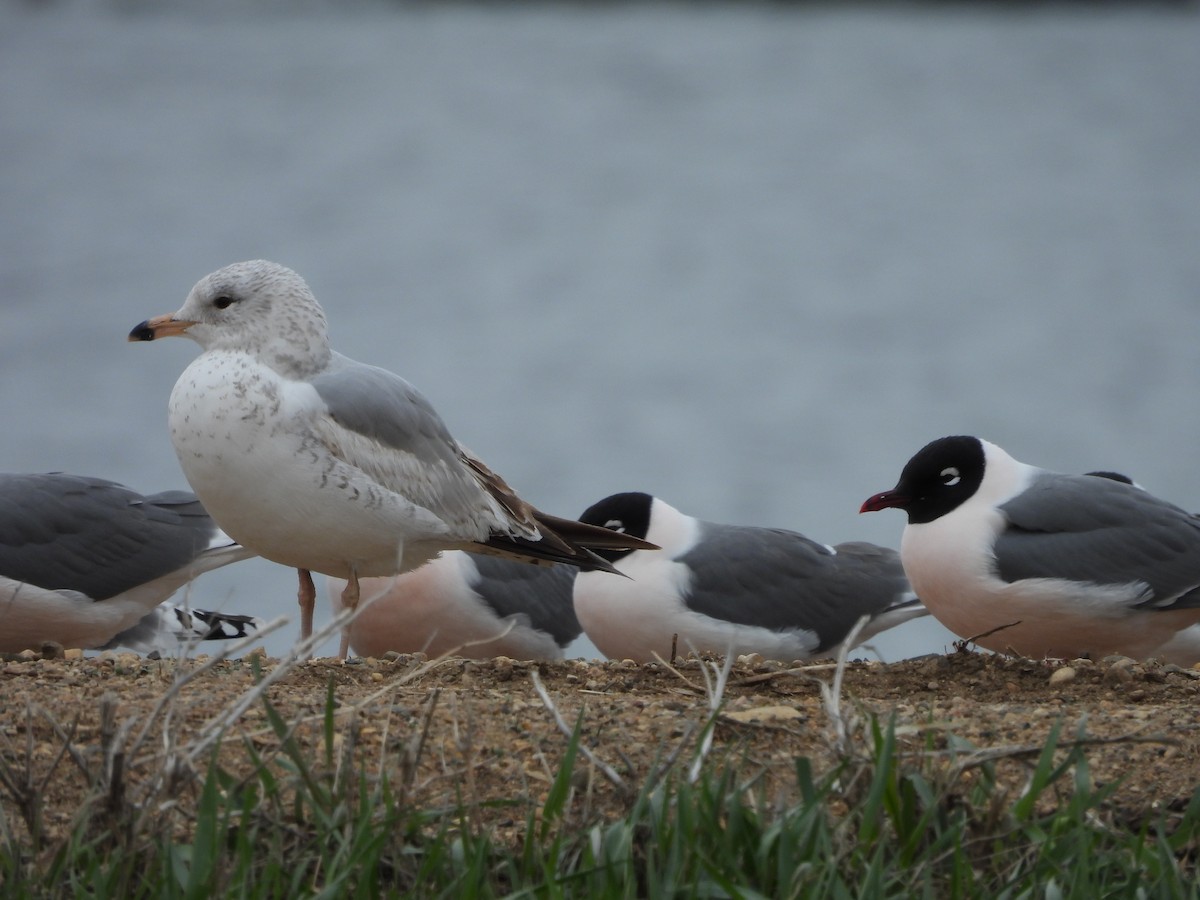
<box><xmin>533</xmin><ymin>511</ymin><xmax>659</xmax><ymax>552</ymax></box>
<box><xmin>476</xmin><ymin>510</ymin><xmax>657</xmax><ymax>576</ymax></box>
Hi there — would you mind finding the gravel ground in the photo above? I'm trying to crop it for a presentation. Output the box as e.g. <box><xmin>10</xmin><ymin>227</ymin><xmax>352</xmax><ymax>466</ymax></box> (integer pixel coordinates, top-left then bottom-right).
<box><xmin>2</xmin><ymin>649</ymin><xmax>1198</xmax><ymax>847</ymax></box>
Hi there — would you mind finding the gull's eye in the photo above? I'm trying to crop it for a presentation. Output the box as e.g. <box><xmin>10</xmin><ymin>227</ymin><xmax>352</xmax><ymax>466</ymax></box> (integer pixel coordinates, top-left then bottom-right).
<box><xmin>213</xmin><ymin>295</ymin><xmax>235</xmax><ymax>310</ymax></box>
<box><xmin>604</xmin><ymin>518</ymin><xmax>626</xmax><ymax>533</ymax></box>
<box><xmin>940</xmin><ymin>467</ymin><xmax>961</xmax><ymax>487</ymax></box>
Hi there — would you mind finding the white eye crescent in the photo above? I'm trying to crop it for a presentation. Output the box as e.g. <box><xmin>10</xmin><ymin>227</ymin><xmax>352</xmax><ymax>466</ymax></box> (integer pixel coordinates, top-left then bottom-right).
<box><xmin>604</xmin><ymin>518</ymin><xmax>626</xmax><ymax>532</ymax></box>
<box><xmin>940</xmin><ymin>467</ymin><xmax>961</xmax><ymax>487</ymax></box>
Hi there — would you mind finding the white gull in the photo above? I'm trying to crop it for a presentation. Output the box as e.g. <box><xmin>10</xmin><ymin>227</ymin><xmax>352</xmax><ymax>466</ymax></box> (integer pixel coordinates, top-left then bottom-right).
<box><xmin>129</xmin><ymin>260</ymin><xmax>653</xmax><ymax>655</ymax></box>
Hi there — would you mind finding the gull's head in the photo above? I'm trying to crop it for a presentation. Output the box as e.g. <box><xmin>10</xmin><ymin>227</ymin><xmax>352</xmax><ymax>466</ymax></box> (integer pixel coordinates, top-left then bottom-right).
<box><xmin>129</xmin><ymin>260</ymin><xmax>332</xmax><ymax>376</ymax></box>
<box><xmin>860</xmin><ymin>435</ymin><xmax>993</xmax><ymax>525</ymax></box>
<box><xmin>576</xmin><ymin>491</ymin><xmax>658</xmax><ymax>563</ymax></box>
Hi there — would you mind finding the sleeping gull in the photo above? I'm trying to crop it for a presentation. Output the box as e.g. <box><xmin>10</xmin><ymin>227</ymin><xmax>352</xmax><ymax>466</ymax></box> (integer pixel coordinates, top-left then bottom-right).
<box><xmin>572</xmin><ymin>491</ymin><xmax>925</xmax><ymax>663</ymax></box>
<box><xmin>129</xmin><ymin>260</ymin><xmax>654</xmax><ymax>654</ymax></box>
<box><xmin>0</xmin><ymin>472</ymin><xmax>258</xmax><ymax>653</ymax></box>
<box><xmin>326</xmin><ymin>550</ymin><xmax>579</xmax><ymax>660</ymax></box>
<box><xmin>860</xmin><ymin>435</ymin><xmax>1200</xmax><ymax>663</ymax></box>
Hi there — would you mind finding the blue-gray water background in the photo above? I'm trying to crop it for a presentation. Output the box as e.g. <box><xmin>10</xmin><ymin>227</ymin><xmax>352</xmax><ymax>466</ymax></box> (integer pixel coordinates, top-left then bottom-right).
<box><xmin>2</xmin><ymin>2</ymin><xmax>1198</xmax><ymax>659</ymax></box>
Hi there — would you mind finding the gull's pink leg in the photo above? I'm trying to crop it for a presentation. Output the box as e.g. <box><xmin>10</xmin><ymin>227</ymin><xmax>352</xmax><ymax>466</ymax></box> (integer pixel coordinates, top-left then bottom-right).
<box><xmin>337</xmin><ymin>569</ymin><xmax>360</xmax><ymax>659</ymax></box>
<box><xmin>297</xmin><ymin>568</ymin><xmax>316</xmax><ymax>642</ymax></box>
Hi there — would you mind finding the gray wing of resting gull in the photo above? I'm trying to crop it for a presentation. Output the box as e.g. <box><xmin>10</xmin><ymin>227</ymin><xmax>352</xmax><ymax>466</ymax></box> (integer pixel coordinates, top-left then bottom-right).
<box><xmin>0</xmin><ymin>472</ymin><xmax>257</xmax><ymax>651</ymax></box>
<box><xmin>995</xmin><ymin>472</ymin><xmax>1200</xmax><ymax>611</ymax></box>
<box><xmin>309</xmin><ymin>352</ymin><xmax>651</xmax><ymax>572</ymax></box>
<box><xmin>467</xmin><ymin>553</ymin><xmax>581</xmax><ymax>648</ymax></box>
<box><xmin>0</xmin><ymin>474</ymin><xmax>243</xmax><ymax>598</ymax></box>
<box><xmin>680</xmin><ymin>522</ymin><xmax>921</xmax><ymax>652</ymax></box>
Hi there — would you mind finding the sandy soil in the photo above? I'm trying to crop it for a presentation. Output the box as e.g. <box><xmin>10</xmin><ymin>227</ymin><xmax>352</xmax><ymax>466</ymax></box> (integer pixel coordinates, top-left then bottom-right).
<box><xmin>2</xmin><ymin>648</ymin><xmax>1198</xmax><ymax>847</ymax></box>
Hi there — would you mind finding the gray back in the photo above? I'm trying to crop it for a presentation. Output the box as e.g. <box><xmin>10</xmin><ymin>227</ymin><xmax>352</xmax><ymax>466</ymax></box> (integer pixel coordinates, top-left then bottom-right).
<box><xmin>996</xmin><ymin>472</ymin><xmax>1200</xmax><ymax>608</ymax></box>
<box><xmin>468</xmin><ymin>554</ymin><xmax>581</xmax><ymax>647</ymax></box>
<box><xmin>0</xmin><ymin>473</ymin><xmax>219</xmax><ymax>601</ymax></box>
<box><xmin>681</xmin><ymin>521</ymin><xmax>913</xmax><ymax>652</ymax></box>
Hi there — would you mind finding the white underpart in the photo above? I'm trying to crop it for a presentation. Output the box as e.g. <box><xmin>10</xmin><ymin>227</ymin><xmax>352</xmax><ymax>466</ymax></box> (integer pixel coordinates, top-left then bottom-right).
<box><xmin>901</xmin><ymin>440</ymin><xmax>1198</xmax><ymax>662</ymax></box>
<box><xmin>0</xmin><ymin>540</ymin><xmax>250</xmax><ymax>653</ymax></box>
<box><xmin>573</xmin><ymin>499</ymin><xmax>822</xmax><ymax>663</ymax></box>
<box><xmin>0</xmin><ymin>577</ymin><xmax>146</xmax><ymax>652</ymax></box>
<box><xmin>169</xmin><ymin>350</ymin><xmax>462</xmax><ymax>578</ymax></box>
<box><xmin>327</xmin><ymin>551</ymin><xmax>563</xmax><ymax>660</ymax></box>
<box><xmin>1147</xmin><ymin>624</ymin><xmax>1200</xmax><ymax>664</ymax></box>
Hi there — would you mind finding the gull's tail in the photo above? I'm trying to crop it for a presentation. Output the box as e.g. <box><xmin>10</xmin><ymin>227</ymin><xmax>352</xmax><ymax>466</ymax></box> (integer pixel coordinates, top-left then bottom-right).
<box><xmin>477</xmin><ymin>511</ymin><xmax>658</xmax><ymax>576</ymax></box>
<box><xmin>101</xmin><ymin>604</ymin><xmax>263</xmax><ymax>654</ymax></box>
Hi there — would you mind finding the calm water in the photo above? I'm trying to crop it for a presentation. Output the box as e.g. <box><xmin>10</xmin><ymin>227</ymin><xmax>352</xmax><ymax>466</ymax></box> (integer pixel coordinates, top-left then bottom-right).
<box><xmin>2</xmin><ymin>3</ymin><xmax>1198</xmax><ymax>659</ymax></box>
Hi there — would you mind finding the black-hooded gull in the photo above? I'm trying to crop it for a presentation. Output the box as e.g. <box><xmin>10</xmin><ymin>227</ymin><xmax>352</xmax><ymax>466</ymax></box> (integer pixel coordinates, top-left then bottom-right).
<box><xmin>860</xmin><ymin>435</ymin><xmax>1200</xmax><ymax>663</ymax></box>
<box><xmin>571</xmin><ymin>491</ymin><xmax>924</xmax><ymax>663</ymax></box>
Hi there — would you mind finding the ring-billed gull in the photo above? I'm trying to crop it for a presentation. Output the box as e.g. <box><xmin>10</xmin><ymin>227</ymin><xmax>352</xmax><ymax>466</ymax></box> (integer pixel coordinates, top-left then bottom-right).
<box><xmin>0</xmin><ymin>472</ymin><xmax>258</xmax><ymax>653</ymax></box>
<box><xmin>861</xmin><ymin>435</ymin><xmax>1200</xmax><ymax>663</ymax></box>
<box><xmin>129</xmin><ymin>260</ymin><xmax>655</xmax><ymax>655</ymax></box>
<box><xmin>326</xmin><ymin>550</ymin><xmax>579</xmax><ymax>660</ymax></box>
<box><xmin>572</xmin><ymin>492</ymin><xmax>925</xmax><ymax>663</ymax></box>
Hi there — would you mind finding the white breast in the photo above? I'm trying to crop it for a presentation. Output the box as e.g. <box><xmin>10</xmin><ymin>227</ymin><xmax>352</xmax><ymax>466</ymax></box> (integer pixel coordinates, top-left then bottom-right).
<box><xmin>899</xmin><ymin>449</ymin><xmax>1036</xmax><ymax>643</ymax></box>
<box><xmin>167</xmin><ymin>351</ymin><xmax>449</xmax><ymax>578</ymax></box>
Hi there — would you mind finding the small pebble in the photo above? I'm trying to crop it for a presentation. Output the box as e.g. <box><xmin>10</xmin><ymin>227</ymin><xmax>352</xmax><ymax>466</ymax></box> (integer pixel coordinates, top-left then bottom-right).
<box><xmin>1049</xmin><ymin>666</ymin><xmax>1076</xmax><ymax>685</ymax></box>
<box><xmin>1103</xmin><ymin>665</ymin><xmax>1134</xmax><ymax>685</ymax></box>
<box><xmin>492</xmin><ymin>658</ymin><xmax>514</xmax><ymax>682</ymax></box>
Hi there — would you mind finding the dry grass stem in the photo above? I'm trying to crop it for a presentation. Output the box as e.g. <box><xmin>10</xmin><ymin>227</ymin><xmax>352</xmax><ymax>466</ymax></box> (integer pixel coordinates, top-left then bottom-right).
<box><xmin>530</xmin><ymin>669</ymin><xmax>627</xmax><ymax>796</ymax></box>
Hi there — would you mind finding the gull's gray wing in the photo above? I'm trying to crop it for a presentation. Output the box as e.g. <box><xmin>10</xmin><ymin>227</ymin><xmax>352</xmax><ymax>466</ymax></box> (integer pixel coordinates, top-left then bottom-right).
<box><xmin>995</xmin><ymin>472</ymin><xmax>1200</xmax><ymax>609</ymax></box>
<box><xmin>465</xmin><ymin>553</ymin><xmax>581</xmax><ymax>648</ymax></box>
<box><xmin>309</xmin><ymin>354</ymin><xmax>643</xmax><ymax>572</ymax></box>
<box><xmin>310</xmin><ymin>353</ymin><xmax>464</xmax><ymax>469</ymax></box>
<box><xmin>308</xmin><ymin>353</ymin><xmax>528</xmax><ymax>531</ymax></box>
<box><xmin>680</xmin><ymin>523</ymin><xmax>916</xmax><ymax>652</ymax></box>
<box><xmin>0</xmin><ymin>473</ymin><xmax>225</xmax><ymax>602</ymax></box>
